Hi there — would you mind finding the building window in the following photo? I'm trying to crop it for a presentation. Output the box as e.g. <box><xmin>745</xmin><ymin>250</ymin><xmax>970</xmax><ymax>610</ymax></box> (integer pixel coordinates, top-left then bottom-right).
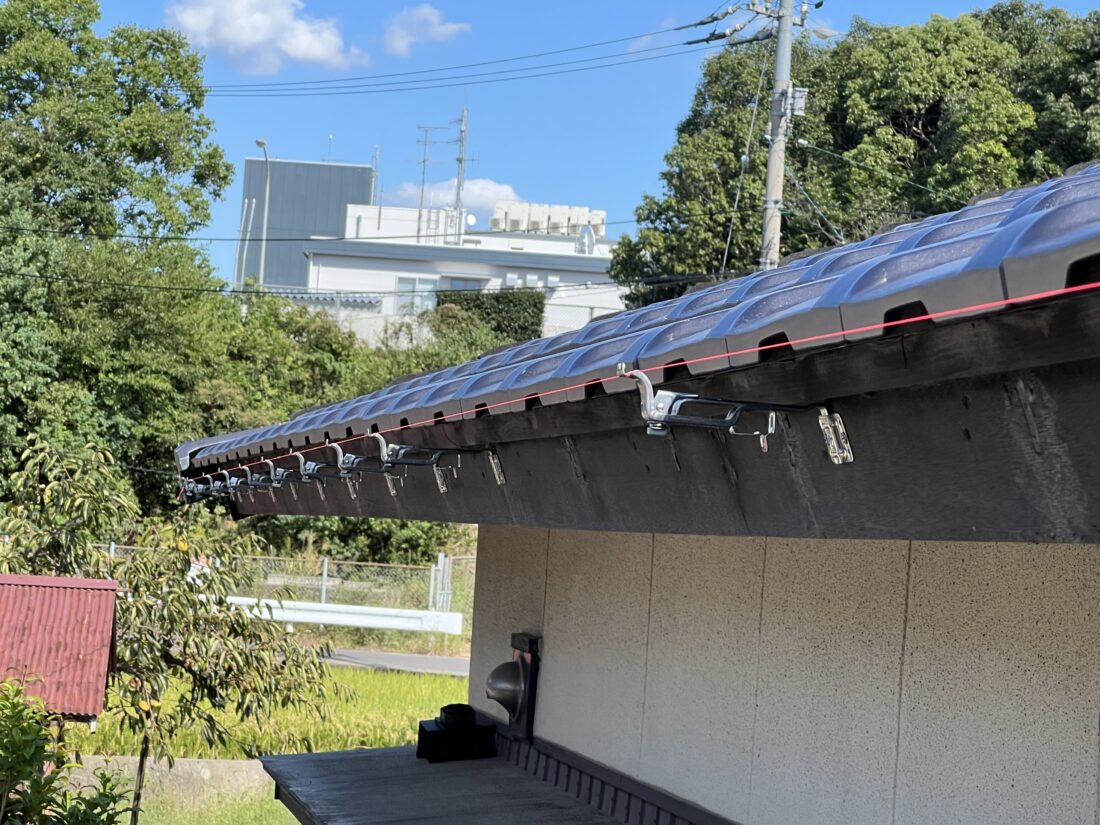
<box><xmin>443</xmin><ymin>277</ymin><xmax>483</xmax><ymax>293</ymax></box>
<box><xmin>396</xmin><ymin>277</ymin><xmax>437</xmax><ymax>315</ymax></box>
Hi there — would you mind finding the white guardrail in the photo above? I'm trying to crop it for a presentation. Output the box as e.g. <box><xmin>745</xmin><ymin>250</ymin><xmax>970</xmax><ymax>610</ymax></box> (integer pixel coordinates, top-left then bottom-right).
<box><xmin>227</xmin><ymin>596</ymin><xmax>464</xmax><ymax>635</ymax></box>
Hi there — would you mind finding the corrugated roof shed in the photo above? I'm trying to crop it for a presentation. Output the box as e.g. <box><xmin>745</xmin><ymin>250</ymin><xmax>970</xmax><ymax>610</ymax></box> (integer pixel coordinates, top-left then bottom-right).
<box><xmin>0</xmin><ymin>574</ymin><xmax>117</xmax><ymax>719</ymax></box>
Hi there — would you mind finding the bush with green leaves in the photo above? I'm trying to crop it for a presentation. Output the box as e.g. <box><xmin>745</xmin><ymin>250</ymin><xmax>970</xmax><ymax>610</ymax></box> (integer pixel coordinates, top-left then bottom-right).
<box><xmin>0</xmin><ymin>680</ymin><xmax>129</xmax><ymax>825</ymax></box>
<box><xmin>436</xmin><ymin>289</ymin><xmax>546</xmax><ymax>342</ymax></box>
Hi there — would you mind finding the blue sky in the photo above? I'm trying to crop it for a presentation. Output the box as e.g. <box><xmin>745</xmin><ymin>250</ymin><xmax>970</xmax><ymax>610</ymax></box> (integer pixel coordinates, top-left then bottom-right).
<box><xmin>97</xmin><ymin>0</ymin><xmax>1096</xmax><ymax>282</ymax></box>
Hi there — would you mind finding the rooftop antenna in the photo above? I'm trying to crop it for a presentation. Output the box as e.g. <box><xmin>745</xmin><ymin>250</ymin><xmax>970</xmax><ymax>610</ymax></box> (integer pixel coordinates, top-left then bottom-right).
<box><xmin>326</xmin><ymin>134</ymin><xmax>333</xmax><ymax>162</ymax></box>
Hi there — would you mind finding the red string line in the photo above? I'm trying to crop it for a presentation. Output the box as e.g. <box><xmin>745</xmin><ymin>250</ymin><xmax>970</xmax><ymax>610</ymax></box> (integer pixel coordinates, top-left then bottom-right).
<box><xmin>184</xmin><ymin>278</ymin><xmax>1100</xmax><ymax>483</ymax></box>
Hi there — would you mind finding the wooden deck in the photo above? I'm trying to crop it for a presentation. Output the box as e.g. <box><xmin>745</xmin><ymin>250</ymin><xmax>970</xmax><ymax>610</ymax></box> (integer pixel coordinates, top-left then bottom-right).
<box><xmin>262</xmin><ymin>746</ymin><xmax>615</xmax><ymax>825</ymax></box>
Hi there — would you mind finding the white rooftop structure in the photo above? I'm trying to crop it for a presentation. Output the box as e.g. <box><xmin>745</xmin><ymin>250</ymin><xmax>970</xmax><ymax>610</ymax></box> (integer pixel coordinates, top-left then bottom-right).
<box><xmin>290</xmin><ymin>200</ymin><xmax>624</xmax><ymax>343</ymax></box>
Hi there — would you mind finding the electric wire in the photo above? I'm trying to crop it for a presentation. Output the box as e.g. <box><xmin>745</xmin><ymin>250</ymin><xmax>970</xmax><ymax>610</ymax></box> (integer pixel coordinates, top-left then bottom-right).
<box><xmin>0</xmin><ymin>202</ymin><xmax>925</xmax><ymax>247</ymax></box>
<box><xmin>785</xmin><ymin>165</ymin><xmax>846</xmax><ymax>244</ymax></box>
<box><xmin>9</xmin><ymin>270</ymin><xmax>713</xmax><ymax>300</ymax></box>
<box><xmin>204</xmin><ymin>44</ymin><xmax>725</xmax><ymax>99</ymax></box>
<box><xmin>199</xmin><ymin>24</ymin><xmax>689</xmax><ymax>91</ymax></box>
<box><xmin>0</xmin><ymin>440</ymin><xmax>182</xmax><ymax>479</ymax></box>
<box><xmin>720</xmin><ymin>44</ymin><xmax>771</xmax><ymax>273</ymax></box>
<box><xmin>794</xmin><ymin>139</ymin><xmax>969</xmax><ymax>205</ymax></box>
<box><xmin>204</xmin><ymin>41</ymin><xmax>694</xmax><ymax>97</ymax></box>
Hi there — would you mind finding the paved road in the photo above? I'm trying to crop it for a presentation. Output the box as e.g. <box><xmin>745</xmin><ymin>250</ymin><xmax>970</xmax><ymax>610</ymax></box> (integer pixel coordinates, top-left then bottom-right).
<box><xmin>327</xmin><ymin>649</ymin><xmax>470</xmax><ymax>677</ymax></box>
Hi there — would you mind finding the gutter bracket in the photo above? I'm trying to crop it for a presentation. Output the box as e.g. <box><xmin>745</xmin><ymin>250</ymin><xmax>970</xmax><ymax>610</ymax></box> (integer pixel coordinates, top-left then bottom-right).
<box><xmin>817</xmin><ymin>407</ymin><xmax>854</xmax><ymax>464</ymax></box>
<box><xmin>617</xmin><ymin>363</ymin><xmax>854</xmax><ymax>463</ymax></box>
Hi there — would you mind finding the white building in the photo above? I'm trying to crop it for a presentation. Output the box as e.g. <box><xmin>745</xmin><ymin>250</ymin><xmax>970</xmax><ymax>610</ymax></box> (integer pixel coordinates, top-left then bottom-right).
<box><xmin>287</xmin><ymin>200</ymin><xmax>624</xmax><ymax>342</ymax></box>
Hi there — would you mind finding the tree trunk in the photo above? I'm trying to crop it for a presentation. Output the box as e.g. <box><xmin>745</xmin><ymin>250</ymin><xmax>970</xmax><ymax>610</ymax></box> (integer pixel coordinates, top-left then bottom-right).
<box><xmin>130</xmin><ymin>733</ymin><xmax>150</xmax><ymax>825</ymax></box>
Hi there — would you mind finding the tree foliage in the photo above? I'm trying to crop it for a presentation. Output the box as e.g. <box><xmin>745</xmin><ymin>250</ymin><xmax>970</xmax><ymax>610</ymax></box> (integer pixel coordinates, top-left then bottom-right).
<box><xmin>0</xmin><ymin>442</ymin><xmax>331</xmax><ymax>824</ymax></box>
<box><xmin>0</xmin><ymin>1</ymin><xmax>507</xmax><ymax>566</ymax></box>
<box><xmin>0</xmin><ymin>680</ymin><xmax>130</xmax><ymax>825</ymax></box>
<box><xmin>611</xmin><ymin>2</ymin><xmax>1100</xmax><ymax>306</ymax></box>
<box><xmin>437</xmin><ymin>288</ymin><xmax>546</xmax><ymax>342</ymax></box>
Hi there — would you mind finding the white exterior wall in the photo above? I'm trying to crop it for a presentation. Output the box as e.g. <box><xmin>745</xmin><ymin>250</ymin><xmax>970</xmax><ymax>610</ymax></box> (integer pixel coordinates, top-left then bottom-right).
<box><xmin>307</xmin><ymin>248</ymin><xmax>623</xmax><ymax>343</ymax></box>
<box><xmin>469</xmin><ymin>525</ymin><xmax>1100</xmax><ymax>825</ymax></box>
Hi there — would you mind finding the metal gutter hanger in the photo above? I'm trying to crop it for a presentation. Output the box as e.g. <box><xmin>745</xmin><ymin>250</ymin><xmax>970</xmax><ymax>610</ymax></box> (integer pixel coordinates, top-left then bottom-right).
<box><xmin>617</xmin><ymin>363</ymin><xmax>854</xmax><ymax>464</ymax></box>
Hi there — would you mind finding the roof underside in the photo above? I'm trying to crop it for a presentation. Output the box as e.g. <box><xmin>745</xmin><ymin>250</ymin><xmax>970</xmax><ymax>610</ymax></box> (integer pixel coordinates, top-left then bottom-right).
<box><xmin>0</xmin><ymin>575</ymin><xmax>117</xmax><ymax>717</ymax></box>
<box><xmin>178</xmin><ymin>164</ymin><xmax>1100</xmax><ymax>543</ymax></box>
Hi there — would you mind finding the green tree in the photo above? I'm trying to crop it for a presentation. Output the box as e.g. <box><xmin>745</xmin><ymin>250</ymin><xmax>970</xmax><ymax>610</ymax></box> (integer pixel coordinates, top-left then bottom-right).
<box><xmin>0</xmin><ymin>680</ymin><xmax>130</xmax><ymax>825</ymax></box>
<box><xmin>974</xmin><ymin>1</ymin><xmax>1100</xmax><ymax>176</ymax></box>
<box><xmin>611</xmin><ymin>5</ymin><xmax>1100</xmax><ymax>306</ymax></box>
<box><xmin>242</xmin><ymin>304</ymin><xmax>507</xmax><ymax>565</ymax></box>
<box><xmin>0</xmin><ymin>0</ymin><xmax>230</xmax><ymax>237</ymax></box>
<box><xmin>0</xmin><ymin>443</ymin><xmax>331</xmax><ymax>825</ymax></box>
<box><xmin>0</xmin><ymin>0</ymin><xmax>237</xmax><ymax>508</ymax></box>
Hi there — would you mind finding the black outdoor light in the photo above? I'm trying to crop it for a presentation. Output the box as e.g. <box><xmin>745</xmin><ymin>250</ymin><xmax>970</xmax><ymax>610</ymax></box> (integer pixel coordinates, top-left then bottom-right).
<box><xmin>486</xmin><ymin>632</ymin><xmax>540</xmax><ymax>741</ymax></box>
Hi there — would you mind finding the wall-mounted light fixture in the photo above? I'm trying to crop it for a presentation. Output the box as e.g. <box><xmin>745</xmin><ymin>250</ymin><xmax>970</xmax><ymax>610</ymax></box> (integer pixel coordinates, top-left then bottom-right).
<box><xmin>486</xmin><ymin>632</ymin><xmax>541</xmax><ymax>741</ymax></box>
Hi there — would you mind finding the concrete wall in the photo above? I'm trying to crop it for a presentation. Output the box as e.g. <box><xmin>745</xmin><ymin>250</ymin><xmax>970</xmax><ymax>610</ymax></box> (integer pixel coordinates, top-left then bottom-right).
<box><xmin>469</xmin><ymin>526</ymin><xmax>1100</xmax><ymax>825</ymax></box>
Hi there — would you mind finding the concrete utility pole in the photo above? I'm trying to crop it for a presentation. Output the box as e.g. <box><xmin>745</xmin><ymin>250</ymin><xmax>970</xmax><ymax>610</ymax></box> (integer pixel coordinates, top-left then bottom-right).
<box><xmin>759</xmin><ymin>0</ymin><xmax>795</xmax><ymax>271</ymax></box>
<box><xmin>255</xmin><ymin>138</ymin><xmax>270</xmax><ymax>286</ymax></box>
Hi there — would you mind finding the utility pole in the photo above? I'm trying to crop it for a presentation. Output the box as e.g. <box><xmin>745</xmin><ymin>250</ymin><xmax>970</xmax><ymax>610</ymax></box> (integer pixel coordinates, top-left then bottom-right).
<box><xmin>255</xmin><ymin>138</ymin><xmax>270</xmax><ymax>286</ymax></box>
<box><xmin>453</xmin><ymin>108</ymin><xmax>469</xmax><ymax>244</ymax></box>
<box><xmin>371</xmin><ymin>145</ymin><xmax>380</xmax><ymax>205</ymax></box>
<box><xmin>415</xmin><ymin>125</ymin><xmax>446</xmax><ymax>243</ymax></box>
<box><xmin>759</xmin><ymin>0</ymin><xmax>795</xmax><ymax>270</ymax></box>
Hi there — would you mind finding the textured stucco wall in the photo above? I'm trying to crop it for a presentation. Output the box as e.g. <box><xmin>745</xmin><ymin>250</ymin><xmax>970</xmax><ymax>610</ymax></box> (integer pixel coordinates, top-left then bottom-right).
<box><xmin>469</xmin><ymin>526</ymin><xmax>1100</xmax><ymax>825</ymax></box>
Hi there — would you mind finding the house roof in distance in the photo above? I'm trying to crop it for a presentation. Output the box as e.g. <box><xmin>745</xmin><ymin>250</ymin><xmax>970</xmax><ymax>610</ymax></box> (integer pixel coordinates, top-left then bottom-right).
<box><xmin>175</xmin><ymin>163</ymin><xmax>1100</xmax><ymax>542</ymax></box>
<box><xmin>0</xmin><ymin>574</ymin><xmax>117</xmax><ymax>718</ymax></box>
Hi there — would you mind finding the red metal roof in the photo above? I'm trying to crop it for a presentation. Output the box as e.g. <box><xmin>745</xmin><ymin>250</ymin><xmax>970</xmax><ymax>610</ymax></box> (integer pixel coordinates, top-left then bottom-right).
<box><xmin>0</xmin><ymin>574</ymin><xmax>117</xmax><ymax>718</ymax></box>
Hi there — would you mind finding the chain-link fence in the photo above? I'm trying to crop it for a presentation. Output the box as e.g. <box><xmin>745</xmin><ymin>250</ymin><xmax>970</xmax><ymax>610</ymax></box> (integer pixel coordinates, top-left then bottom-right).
<box><xmin>92</xmin><ymin>543</ymin><xmax>479</xmax><ymax>648</ymax></box>
<box><xmin>448</xmin><ymin>555</ymin><xmax>475</xmax><ymax>629</ymax></box>
<box><xmin>237</xmin><ymin>556</ymin><xmax>434</xmax><ymax>611</ymax></box>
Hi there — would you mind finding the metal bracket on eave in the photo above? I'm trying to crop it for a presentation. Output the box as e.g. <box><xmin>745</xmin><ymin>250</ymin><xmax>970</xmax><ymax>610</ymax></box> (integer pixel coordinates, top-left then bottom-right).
<box><xmin>817</xmin><ymin>407</ymin><xmax>854</xmax><ymax>464</ymax></box>
<box><xmin>616</xmin><ymin>363</ymin><xmax>854</xmax><ymax>464</ymax></box>
<box><xmin>372</xmin><ymin>433</ymin><xmax>506</xmax><ymax>495</ymax></box>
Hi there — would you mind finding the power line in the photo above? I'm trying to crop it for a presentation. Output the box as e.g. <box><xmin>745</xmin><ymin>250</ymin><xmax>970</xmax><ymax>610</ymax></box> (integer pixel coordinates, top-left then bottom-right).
<box><xmin>206</xmin><ymin>41</ymin><xmax>694</xmax><ymax>97</ymax></box>
<box><xmin>203</xmin><ymin>44</ymin><xmax>723</xmax><ymax>99</ymax></box>
<box><xmin>795</xmin><ymin>139</ymin><xmax>969</xmax><ymax>205</ymax></box>
<box><xmin>9</xmin><ymin>270</ymin><xmax>711</xmax><ymax>301</ymax></box>
<box><xmin>785</xmin><ymin>165</ymin><xmax>846</xmax><ymax>244</ymax></box>
<box><xmin>0</xmin><ymin>219</ymin><xmax>637</xmax><ymax>244</ymax></box>
<box><xmin>0</xmin><ymin>198</ymin><xmax>923</xmax><ymax>247</ymax></box>
<box><xmin>200</xmin><ymin>25</ymin><xmax>689</xmax><ymax>91</ymax></box>
<box><xmin>720</xmin><ymin>44</ymin><xmax>771</xmax><ymax>273</ymax></box>
<box><xmin>0</xmin><ymin>440</ymin><xmax>180</xmax><ymax>479</ymax></box>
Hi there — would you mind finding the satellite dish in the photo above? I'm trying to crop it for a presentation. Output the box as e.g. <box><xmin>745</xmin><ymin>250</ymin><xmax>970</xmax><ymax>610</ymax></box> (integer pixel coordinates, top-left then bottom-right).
<box><xmin>466</xmin><ymin>214</ymin><xmax>477</xmax><ymax>227</ymax></box>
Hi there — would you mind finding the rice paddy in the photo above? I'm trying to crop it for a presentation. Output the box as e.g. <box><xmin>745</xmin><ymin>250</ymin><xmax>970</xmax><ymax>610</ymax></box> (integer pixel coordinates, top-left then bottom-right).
<box><xmin>71</xmin><ymin>667</ymin><xmax>469</xmax><ymax>760</ymax></box>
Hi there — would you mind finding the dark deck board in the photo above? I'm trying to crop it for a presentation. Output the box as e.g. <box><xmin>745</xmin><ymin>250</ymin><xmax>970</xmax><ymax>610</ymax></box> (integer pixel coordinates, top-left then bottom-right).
<box><xmin>262</xmin><ymin>746</ymin><xmax>616</xmax><ymax>825</ymax></box>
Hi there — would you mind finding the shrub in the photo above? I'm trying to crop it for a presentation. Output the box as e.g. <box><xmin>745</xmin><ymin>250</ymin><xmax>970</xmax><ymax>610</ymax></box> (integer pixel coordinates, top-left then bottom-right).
<box><xmin>436</xmin><ymin>289</ymin><xmax>545</xmax><ymax>342</ymax></box>
<box><xmin>0</xmin><ymin>679</ymin><xmax>130</xmax><ymax>824</ymax></box>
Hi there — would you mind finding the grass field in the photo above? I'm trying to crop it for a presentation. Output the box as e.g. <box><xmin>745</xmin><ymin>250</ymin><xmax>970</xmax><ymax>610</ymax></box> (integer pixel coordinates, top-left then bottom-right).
<box><xmin>141</xmin><ymin>788</ymin><xmax>296</xmax><ymax>825</ymax></box>
<box><xmin>72</xmin><ymin>667</ymin><xmax>469</xmax><ymax>759</ymax></box>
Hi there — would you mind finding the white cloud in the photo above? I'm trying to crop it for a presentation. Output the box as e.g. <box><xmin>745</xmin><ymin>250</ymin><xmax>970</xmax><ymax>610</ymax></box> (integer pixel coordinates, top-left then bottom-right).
<box><xmin>383</xmin><ymin>4</ymin><xmax>471</xmax><ymax>57</ymax></box>
<box><xmin>627</xmin><ymin>17</ymin><xmax>678</xmax><ymax>53</ymax></box>
<box><xmin>166</xmin><ymin>0</ymin><xmax>365</xmax><ymax>75</ymax></box>
<box><xmin>386</xmin><ymin>178</ymin><xmax>522</xmax><ymax>221</ymax></box>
